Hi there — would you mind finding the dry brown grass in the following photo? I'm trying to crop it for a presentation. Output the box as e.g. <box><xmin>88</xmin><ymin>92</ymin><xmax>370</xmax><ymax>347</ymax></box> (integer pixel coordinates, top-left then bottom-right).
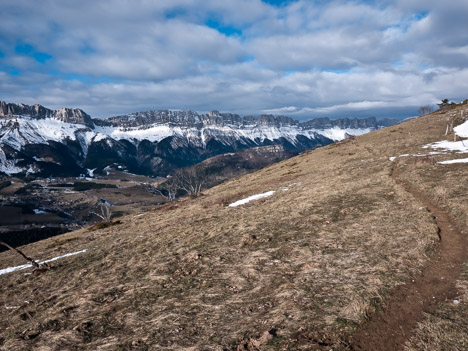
<box><xmin>405</xmin><ymin>263</ymin><xmax>468</xmax><ymax>351</ymax></box>
<box><xmin>414</xmin><ymin>154</ymin><xmax>436</xmax><ymax>167</ymax></box>
<box><xmin>0</xmin><ymin>105</ymin><xmax>467</xmax><ymax>350</ymax></box>
<box><xmin>432</xmin><ymin>185</ymin><xmax>449</xmax><ymax>203</ymax></box>
<box><xmin>395</xmin><ymin>108</ymin><xmax>468</xmax><ymax>351</ymax></box>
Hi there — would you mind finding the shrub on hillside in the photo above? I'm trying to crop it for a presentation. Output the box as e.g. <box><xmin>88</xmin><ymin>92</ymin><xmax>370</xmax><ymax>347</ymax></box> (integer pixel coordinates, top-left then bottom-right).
<box><xmin>0</xmin><ymin>180</ymin><xmax>12</xmax><ymax>191</ymax></box>
<box><xmin>418</xmin><ymin>105</ymin><xmax>434</xmax><ymax>116</ymax></box>
<box><xmin>73</xmin><ymin>182</ymin><xmax>117</xmax><ymax>191</ymax></box>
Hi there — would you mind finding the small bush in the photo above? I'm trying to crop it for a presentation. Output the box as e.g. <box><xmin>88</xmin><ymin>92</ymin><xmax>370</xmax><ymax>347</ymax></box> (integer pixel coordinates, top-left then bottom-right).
<box><xmin>0</xmin><ymin>180</ymin><xmax>12</xmax><ymax>191</ymax></box>
<box><xmin>418</xmin><ymin>105</ymin><xmax>434</xmax><ymax>116</ymax></box>
<box><xmin>433</xmin><ymin>186</ymin><xmax>448</xmax><ymax>203</ymax></box>
<box><xmin>414</xmin><ymin>155</ymin><xmax>436</xmax><ymax>167</ymax></box>
<box><xmin>50</xmin><ymin>183</ymin><xmax>74</xmax><ymax>188</ymax></box>
<box><xmin>88</xmin><ymin>220</ymin><xmax>122</xmax><ymax>231</ymax></box>
<box><xmin>73</xmin><ymin>182</ymin><xmax>117</xmax><ymax>191</ymax></box>
<box><xmin>14</xmin><ymin>183</ymin><xmax>41</xmax><ymax>195</ymax></box>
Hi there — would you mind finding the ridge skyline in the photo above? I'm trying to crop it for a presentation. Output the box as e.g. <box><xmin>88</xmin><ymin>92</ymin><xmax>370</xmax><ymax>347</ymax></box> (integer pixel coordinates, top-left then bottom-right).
<box><xmin>0</xmin><ymin>100</ymin><xmax>399</xmax><ymax>125</ymax></box>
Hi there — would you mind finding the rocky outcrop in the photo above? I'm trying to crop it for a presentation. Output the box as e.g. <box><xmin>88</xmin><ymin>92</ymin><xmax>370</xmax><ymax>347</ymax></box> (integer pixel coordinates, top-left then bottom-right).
<box><xmin>99</xmin><ymin>110</ymin><xmax>394</xmax><ymax>130</ymax></box>
<box><xmin>0</xmin><ymin>101</ymin><xmax>52</xmax><ymax>119</ymax></box>
<box><xmin>0</xmin><ymin>101</ymin><xmax>94</xmax><ymax>128</ymax></box>
<box><xmin>53</xmin><ymin>108</ymin><xmax>94</xmax><ymax>128</ymax></box>
<box><xmin>301</xmin><ymin>116</ymin><xmax>380</xmax><ymax>129</ymax></box>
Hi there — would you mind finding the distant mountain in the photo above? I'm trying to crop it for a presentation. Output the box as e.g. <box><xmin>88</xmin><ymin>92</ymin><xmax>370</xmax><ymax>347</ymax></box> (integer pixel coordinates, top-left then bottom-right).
<box><xmin>0</xmin><ymin>101</ymin><xmax>397</xmax><ymax>177</ymax></box>
<box><xmin>0</xmin><ymin>101</ymin><xmax>94</xmax><ymax>128</ymax></box>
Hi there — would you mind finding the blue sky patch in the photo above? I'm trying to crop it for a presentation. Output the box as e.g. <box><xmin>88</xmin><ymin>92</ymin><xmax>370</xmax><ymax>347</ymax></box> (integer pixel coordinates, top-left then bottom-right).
<box><xmin>262</xmin><ymin>0</ymin><xmax>298</xmax><ymax>6</ymax></box>
<box><xmin>15</xmin><ymin>43</ymin><xmax>34</xmax><ymax>55</ymax></box>
<box><xmin>205</xmin><ymin>19</ymin><xmax>242</xmax><ymax>36</ymax></box>
<box><xmin>414</xmin><ymin>11</ymin><xmax>429</xmax><ymax>21</ymax></box>
<box><xmin>33</xmin><ymin>52</ymin><xmax>52</xmax><ymax>63</ymax></box>
<box><xmin>1</xmin><ymin>64</ymin><xmax>21</xmax><ymax>76</ymax></box>
<box><xmin>15</xmin><ymin>42</ymin><xmax>52</xmax><ymax>63</ymax></box>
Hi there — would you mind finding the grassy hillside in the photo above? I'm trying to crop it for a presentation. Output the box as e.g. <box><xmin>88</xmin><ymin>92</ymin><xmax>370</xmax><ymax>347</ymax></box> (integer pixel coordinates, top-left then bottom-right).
<box><xmin>0</xmin><ymin>104</ymin><xmax>467</xmax><ymax>350</ymax></box>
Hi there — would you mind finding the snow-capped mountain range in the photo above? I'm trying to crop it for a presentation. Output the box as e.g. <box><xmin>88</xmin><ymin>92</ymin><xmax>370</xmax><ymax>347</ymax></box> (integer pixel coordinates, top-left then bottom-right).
<box><xmin>0</xmin><ymin>101</ymin><xmax>396</xmax><ymax>177</ymax></box>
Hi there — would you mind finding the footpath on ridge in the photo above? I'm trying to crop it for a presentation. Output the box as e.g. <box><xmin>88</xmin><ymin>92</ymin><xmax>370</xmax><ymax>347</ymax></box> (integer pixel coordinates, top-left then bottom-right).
<box><xmin>349</xmin><ymin>163</ymin><xmax>468</xmax><ymax>351</ymax></box>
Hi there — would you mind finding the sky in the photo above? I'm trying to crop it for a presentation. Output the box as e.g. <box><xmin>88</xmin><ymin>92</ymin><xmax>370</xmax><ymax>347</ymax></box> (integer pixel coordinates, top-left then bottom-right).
<box><xmin>0</xmin><ymin>0</ymin><xmax>467</xmax><ymax>120</ymax></box>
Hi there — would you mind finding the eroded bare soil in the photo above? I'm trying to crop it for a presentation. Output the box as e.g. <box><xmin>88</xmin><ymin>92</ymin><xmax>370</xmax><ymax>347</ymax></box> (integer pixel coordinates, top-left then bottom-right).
<box><xmin>349</xmin><ymin>163</ymin><xmax>468</xmax><ymax>350</ymax></box>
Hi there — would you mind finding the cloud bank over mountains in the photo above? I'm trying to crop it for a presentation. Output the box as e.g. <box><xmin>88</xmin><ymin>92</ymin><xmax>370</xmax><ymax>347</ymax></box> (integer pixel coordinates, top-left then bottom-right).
<box><xmin>0</xmin><ymin>0</ymin><xmax>467</xmax><ymax>119</ymax></box>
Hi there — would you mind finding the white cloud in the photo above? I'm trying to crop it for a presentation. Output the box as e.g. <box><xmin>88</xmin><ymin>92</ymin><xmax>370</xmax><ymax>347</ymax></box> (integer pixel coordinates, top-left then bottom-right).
<box><xmin>0</xmin><ymin>0</ymin><xmax>467</xmax><ymax>119</ymax></box>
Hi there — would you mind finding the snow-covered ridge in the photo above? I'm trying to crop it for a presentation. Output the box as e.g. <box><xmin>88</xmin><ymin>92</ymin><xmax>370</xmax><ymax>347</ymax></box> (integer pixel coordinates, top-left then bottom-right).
<box><xmin>0</xmin><ymin>115</ymin><xmax>376</xmax><ymax>151</ymax></box>
<box><xmin>0</xmin><ymin>101</ymin><xmax>395</xmax><ymax>176</ymax></box>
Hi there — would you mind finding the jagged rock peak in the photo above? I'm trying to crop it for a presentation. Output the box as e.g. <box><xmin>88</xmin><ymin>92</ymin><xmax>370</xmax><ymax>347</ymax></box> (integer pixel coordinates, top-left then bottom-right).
<box><xmin>102</xmin><ymin>110</ymin><xmax>304</xmax><ymax>129</ymax></box>
<box><xmin>53</xmin><ymin>107</ymin><xmax>94</xmax><ymax>128</ymax></box>
<box><xmin>301</xmin><ymin>116</ymin><xmax>379</xmax><ymax>129</ymax></box>
<box><xmin>0</xmin><ymin>101</ymin><xmax>53</xmax><ymax>119</ymax></box>
<box><xmin>0</xmin><ymin>101</ymin><xmax>94</xmax><ymax>128</ymax></box>
<box><xmin>106</xmin><ymin>109</ymin><xmax>391</xmax><ymax>130</ymax></box>
<box><xmin>0</xmin><ymin>101</ymin><xmax>398</xmax><ymax>130</ymax></box>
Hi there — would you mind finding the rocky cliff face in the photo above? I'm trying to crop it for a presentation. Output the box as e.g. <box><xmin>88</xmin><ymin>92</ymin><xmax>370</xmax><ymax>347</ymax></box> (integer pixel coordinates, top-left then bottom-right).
<box><xmin>99</xmin><ymin>110</ymin><xmax>385</xmax><ymax>130</ymax></box>
<box><xmin>0</xmin><ymin>101</ymin><xmax>53</xmax><ymax>119</ymax></box>
<box><xmin>0</xmin><ymin>101</ymin><xmax>397</xmax><ymax>177</ymax></box>
<box><xmin>0</xmin><ymin>101</ymin><xmax>93</xmax><ymax>128</ymax></box>
<box><xmin>53</xmin><ymin>108</ymin><xmax>94</xmax><ymax>128</ymax></box>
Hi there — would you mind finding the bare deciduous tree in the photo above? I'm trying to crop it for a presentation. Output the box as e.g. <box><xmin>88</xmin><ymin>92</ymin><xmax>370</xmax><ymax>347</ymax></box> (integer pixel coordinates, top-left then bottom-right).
<box><xmin>150</xmin><ymin>177</ymin><xmax>178</xmax><ymax>202</ymax></box>
<box><xmin>173</xmin><ymin>166</ymin><xmax>206</xmax><ymax>197</ymax></box>
<box><xmin>91</xmin><ymin>204</ymin><xmax>112</xmax><ymax>223</ymax></box>
<box><xmin>418</xmin><ymin>105</ymin><xmax>434</xmax><ymax>116</ymax></box>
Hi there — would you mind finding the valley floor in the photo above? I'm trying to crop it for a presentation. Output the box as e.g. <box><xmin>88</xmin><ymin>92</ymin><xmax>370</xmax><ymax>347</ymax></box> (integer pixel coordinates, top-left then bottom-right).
<box><xmin>0</xmin><ymin>105</ymin><xmax>467</xmax><ymax>350</ymax></box>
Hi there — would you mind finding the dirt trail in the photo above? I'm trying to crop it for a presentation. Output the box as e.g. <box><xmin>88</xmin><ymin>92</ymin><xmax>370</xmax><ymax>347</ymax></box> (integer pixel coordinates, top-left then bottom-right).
<box><xmin>349</xmin><ymin>164</ymin><xmax>468</xmax><ymax>351</ymax></box>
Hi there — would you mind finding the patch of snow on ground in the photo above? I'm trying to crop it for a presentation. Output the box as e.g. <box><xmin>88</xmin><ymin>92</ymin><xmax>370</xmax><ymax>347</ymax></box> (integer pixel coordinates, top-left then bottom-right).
<box><xmin>390</xmin><ymin>152</ymin><xmax>447</xmax><ymax>162</ymax></box>
<box><xmin>33</xmin><ymin>209</ymin><xmax>49</xmax><ymax>214</ymax></box>
<box><xmin>389</xmin><ymin>154</ymin><xmax>409</xmax><ymax>161</ymax></box>
<box><xmin>0</xmin><ymin>263</ymin><xmax>32</xmax><ymax>276</ymax></box>
<box><xmin>454</xmin><ymin>120</ymin><xmax>468</xmax><ymax>138</ymax></box>
<box><xmin>43</xmin><ymin>249</ymin><xmax>87</xmax><ymax>264</ymax></box>
<box><xmin>228</xmin><ymin>191</ymin><xmax>275</xmax><ymax>207</ymax></box>
<box><xmin>438</xmin><ymin>158</ymin><xmax>468</xmax><ymax>164</ymax></box>
<box><xmin>0</xmin><ymin>249</ymin><xmax>87</xmax><ymax>276</ymax></box>
<box><xmin>424</xmin><ymin>140</ymin><xmax>468</xmax><ymax>153</ymax></box>
<box><xmin>417</xmin><ymin>152</ymin><xmax>446</xmax><ymax>156</ymax></box>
